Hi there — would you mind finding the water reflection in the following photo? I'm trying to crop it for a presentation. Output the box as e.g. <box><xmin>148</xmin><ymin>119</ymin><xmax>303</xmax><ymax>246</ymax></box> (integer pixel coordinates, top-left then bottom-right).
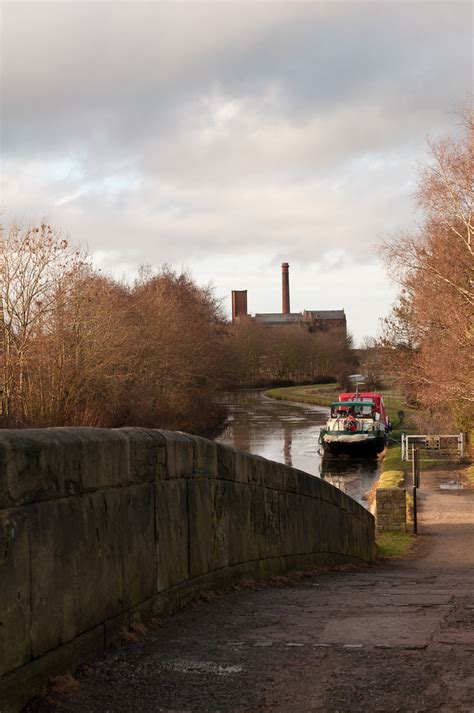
<box><xmin>215</xmin><ymin>389</ymin><xmax>380</xmax><ymax>508</ymax></box>
<box><xmin>319</xmin><ymin>454</ymin><xmax>379</xmax><ymax>504</ymax></box>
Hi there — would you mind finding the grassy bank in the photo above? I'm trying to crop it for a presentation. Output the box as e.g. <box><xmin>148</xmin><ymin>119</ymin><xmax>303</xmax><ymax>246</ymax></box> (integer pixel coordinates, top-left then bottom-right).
<box><xmin>265</xmin><ymin>383</ymin><xmax>340</xmax><ymax>408</ymax></box>
<box><xmin>378</xmin><ymin>444</ymin><xmax>407</xmax><ymax>486</ymax></box>
<box><xmin>376</xmin><ymin>531</ymin><xmax>414</xmax><ymax>559</ymax></box>
<box><xmin>464</xmin><ymin>464</ymin><xmax>474</xmax><ymax>485</ymax></box>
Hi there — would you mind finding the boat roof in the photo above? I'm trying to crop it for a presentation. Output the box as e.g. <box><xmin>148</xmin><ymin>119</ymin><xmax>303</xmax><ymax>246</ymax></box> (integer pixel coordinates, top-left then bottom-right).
<box><xmin>339</xmin><ymin>392</ymin><xmax>382</xmax><ymax>399</ymax></box>
<box><xmin>331</xmin><ymin>400</ymin><xmax>375</xmax><ymax>408</ymax></box>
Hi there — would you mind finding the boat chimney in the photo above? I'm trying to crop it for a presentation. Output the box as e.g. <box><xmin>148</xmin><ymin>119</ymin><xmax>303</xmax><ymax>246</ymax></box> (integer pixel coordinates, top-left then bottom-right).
<box><xmin>281</xmin><ymin>262</ymin><xmax>290</xmax><ymax>314</ymax></box>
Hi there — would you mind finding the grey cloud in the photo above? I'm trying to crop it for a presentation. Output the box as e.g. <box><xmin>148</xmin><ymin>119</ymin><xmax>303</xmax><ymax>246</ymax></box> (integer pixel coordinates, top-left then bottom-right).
<box><xmin>1</xmin><ymin>0</ymin><xmax>472</xmax><ymax>300</ymax></box>
<box><xmin>3</xmin><ymin>1</ymin><xmax>471</xmax><ymax>159</ymax></box>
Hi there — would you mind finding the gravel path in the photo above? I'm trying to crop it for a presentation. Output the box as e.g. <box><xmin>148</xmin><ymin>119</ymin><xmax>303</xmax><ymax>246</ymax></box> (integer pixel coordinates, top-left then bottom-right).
<box><xmin>28</xmin><ymin>466</ymin><xmax>474</xmax><ymax>713</ymax></box>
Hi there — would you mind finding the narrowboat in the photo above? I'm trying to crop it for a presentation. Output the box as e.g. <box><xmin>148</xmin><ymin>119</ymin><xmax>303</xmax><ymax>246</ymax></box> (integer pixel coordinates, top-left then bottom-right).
<box><xmin>319</xmin><ymin>391</ymin><xmax>390</xmax><ymax>456</ymax></box>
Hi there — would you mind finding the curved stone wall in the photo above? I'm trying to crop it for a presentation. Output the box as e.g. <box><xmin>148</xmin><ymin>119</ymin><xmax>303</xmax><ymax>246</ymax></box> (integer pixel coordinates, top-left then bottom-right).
<box><xmin>0</xmin><ymin>427</ymin><xmax>375</xmax><ymax>711</ymax></box>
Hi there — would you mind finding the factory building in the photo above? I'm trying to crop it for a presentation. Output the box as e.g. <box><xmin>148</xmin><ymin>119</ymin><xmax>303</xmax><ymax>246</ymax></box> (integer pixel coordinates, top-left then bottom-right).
<box><xmin>231</xmin><ymin>263</ymin><xmax>346</xmax><ymax>335</ymax></box>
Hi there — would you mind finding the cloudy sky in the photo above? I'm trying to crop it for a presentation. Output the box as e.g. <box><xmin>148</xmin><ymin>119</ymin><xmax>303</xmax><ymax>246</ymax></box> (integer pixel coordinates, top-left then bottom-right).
<box><xmin>1</xmin><ymin>0</ymin><xmax>472</xmax><ymax>342</ymax></box>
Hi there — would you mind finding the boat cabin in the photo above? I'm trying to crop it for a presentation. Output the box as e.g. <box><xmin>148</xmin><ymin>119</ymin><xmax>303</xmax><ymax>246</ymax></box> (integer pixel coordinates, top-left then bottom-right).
<box><xmin>338</xmin><ymin>391</ymin><xmax>388</xmax><ymax>424</ymax></box>
<box><xmin>330</xmin><ymin>400</ymin><xmax>377</xmax><ymax>420</ymax></box>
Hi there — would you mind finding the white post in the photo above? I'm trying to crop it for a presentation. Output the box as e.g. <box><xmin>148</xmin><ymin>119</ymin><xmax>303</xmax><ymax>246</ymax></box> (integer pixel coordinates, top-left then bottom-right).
<box><xmin>401</xmin><ymin>433</ymin><xmax>404</xmax><ymax>460</ymax></box>
<box><xmin>459</xmin><ymin>433</ymin><xmax>464</xmax><ymax>459</ymax></box>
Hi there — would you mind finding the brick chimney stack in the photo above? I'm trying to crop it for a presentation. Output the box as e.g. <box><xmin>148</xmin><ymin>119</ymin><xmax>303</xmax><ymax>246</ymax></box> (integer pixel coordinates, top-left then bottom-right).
<box><xmin>231</xmin><ymin>290</ymin><xmax>248</xmax><ymax>322</ymax></box>
<box><xmin>281</xmin><ymin>262</ymin><xmax>290</xmax><ymax>314</ymax></box>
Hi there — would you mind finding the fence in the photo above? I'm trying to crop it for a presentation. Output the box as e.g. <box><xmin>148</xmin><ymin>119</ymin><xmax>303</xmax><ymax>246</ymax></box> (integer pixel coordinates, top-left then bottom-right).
<box><xmin>401</xmin><ymin>433</ymin><xmax>465</xmax><ymax>462</ymax></box>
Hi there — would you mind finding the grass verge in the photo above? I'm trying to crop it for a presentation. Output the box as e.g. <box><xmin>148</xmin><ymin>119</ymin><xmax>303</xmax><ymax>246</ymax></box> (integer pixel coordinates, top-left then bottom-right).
<box><xmin>376</xmin><ymin>531</ymin><xmax>414</xmax><ymax>559</ymax></box>
<box><xmin>265</xmin><ymin>383</ymin><xmax>339</xmax><ymax>408</ymax></box>
<box><xmin>463</xmin><ymin>464</ymin><xmax>474</xmax><ymax>485</ymax></box>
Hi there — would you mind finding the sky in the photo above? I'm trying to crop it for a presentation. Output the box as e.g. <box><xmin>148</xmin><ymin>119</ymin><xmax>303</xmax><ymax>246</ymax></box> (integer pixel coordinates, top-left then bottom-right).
<box><xmin>1</xmin><ymin>0</ymin><xmax>472</xmax><ymax>343</ymax></box>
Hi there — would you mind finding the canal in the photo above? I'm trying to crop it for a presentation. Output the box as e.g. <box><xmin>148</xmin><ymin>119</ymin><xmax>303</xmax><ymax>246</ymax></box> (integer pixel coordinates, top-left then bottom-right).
<box><xmin>215</xmin><ymin>390</ymin><xmax>381</xmax><ymax>508</ymax></box>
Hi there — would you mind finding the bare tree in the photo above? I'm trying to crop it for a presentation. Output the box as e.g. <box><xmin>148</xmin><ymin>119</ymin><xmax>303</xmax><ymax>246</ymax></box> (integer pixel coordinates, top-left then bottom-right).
<box><xmin>0</xmin><ymin>223</ymin><xmax>86</xmax><ymax>424</ymax></box>
<box><xmin>380</xmin><ymin>109</ymin><xmax>474</xmax><ymax>429</ymax></box>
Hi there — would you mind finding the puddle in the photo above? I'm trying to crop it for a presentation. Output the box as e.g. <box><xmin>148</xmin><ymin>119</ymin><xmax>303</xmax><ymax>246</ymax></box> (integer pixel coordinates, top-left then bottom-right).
<box><xmin>440</xmin><ymin>480</ymin><xmax>464</xmax><ymax>490</ymax></box>
<box><xmin>163</xmin><ymin>660</ymin><xmax>243</xmax><ymax>676</ymax></box>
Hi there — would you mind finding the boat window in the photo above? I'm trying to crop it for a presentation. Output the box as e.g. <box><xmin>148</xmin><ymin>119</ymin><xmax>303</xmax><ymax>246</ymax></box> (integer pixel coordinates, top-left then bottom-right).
<box><xmin>354</xmin><ymin>404</ymin><xmax>372</xmax><ymax>417</ymax></box>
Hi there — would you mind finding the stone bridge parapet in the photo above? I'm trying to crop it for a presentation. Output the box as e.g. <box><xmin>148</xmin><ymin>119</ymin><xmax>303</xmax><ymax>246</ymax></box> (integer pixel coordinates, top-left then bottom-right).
<box><xmin>0</xmin><ymin>427</ymin><xmax>375</xmax><ymax>711</ymax></box>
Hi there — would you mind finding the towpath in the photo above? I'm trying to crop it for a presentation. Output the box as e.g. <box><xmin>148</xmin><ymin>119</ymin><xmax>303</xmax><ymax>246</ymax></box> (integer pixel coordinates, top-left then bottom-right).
<box><xmin>30</xmin><ymin>466</ymin><xmax>474</xmax><ymax>713</ymax></box>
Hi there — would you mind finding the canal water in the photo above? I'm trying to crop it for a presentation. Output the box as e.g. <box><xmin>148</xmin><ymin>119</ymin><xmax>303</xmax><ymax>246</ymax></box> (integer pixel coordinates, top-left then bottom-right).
<box><xmin>215</xmin><ymin>390</ymin><xmax>381</xmax><ymax>508</ymax></box>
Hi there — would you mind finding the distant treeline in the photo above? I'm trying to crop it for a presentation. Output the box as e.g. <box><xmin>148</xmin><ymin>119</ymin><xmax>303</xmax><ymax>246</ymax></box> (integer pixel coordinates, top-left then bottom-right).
<box><xmin>0</xmin><ymin>223</ymin><xmax>357</xmax><ymax>434</ymax></box>
<box><xmin>227</xmin><ymin>318</ymin><xmax>356</xmax><ymax>389</ymax></box>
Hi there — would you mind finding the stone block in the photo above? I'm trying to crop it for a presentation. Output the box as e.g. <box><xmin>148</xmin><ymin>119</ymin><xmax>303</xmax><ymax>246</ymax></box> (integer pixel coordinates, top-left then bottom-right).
<box><xmin>189</xmin><ymin>435</ymin><xmax>218</xmax><ymax>477</ymax></box>
<box><xmin>118</xmin><ymin>428</ymin><xmax>166</xmax><ymax>482</ymax></box>
<box><xmin>121</xmin><ymin>484</ymin><xmax>157</xmax><ymax>608</ymax></box>
<box><xmin>295</xmin><ymin>469</ymin><xmax>325</xmax><ymax>499</ymax></box>
<box><xmin>216</xmin><ymin>443</ymin><xmax>251</xmax><ymax>483</ymax></box>
<box><xmin>227</xmin><ymin>482</ymin><xmax>253</xmax><ymax>565</ymax></box>
<box><xmin>337</xmin><ymin>488</ymin><xmax>364</xmax><ymax>517</ymax></box>
<box><xmin>248</xmin><ymin>484</ymin><xmax>267</xmax><ymax>560</ymax></box>
<box><xmin>306</xmin><ymin>497</ymin><xmax>328</xmax><ymax>554</ymax></box>
<box><xmin>319</xmin><ymin>477</ymin><xmax>345</xmax><ymax>508</ymax></box>
<box><xmin>232</xmin><ymin>449</ymin><xmax>253</xmax><ymax>483</ymax></box>
<box><xmin>76</xmin><ymin>490</ymin><xmax>124</xmax><ymax>629</ymax></box>
<box><xmin>248</xmin><ymin>484</ymin><xmax>283</xmax><ymax>560</ymax></box>
<box><xmin>0</xmin><ymin>445</ymin><xmax>8</xmax><ymax>510</ymax></box>
<box><xmin>248</xmin><ymin>453</ymin><xmax>267</xmax><ymax>485</ymax></box>
<box><xmin>295</xmin><ymin>495</ymin><xmax>317</xmax><ymax>554</ymax></box>
<box><xmin>159</xmin><ymin>431</ymin><xmax>194</xmax><ymax>478</ymax></box>
<box><xmin>278</xmin><ymin>490</ymin><xmax>297</xmax><ymax>556</ymax></box>
<box><xmin>29</xmin><ymin>498</ymin><xmax>86</xmax><ymax>657</ymax></box>
<box><xmin>29</xmin><ymin>491</ymin><xmax>124</xmax><ymax>658</ymax></box>
<box><xmin>260</xmin><ymin>460</ymin><xmax>289</xmax><ymax>491</ymax></box>
<box><xmin>188</xmin><ymin>479</ymin><xmax>229</xmax><ymax>578</ymax></box>
<box><xmin>155</xmin><ymin>479</ymin><xmax>189</xmax><ymax>591</ymax></box>
<box><xmin>215</xmin><ymin>442</ymin><xmax>234</xmax><ymax>480</ymax></box>
<box><xmin>68</xmin><ymin>428</ymin><xmax>130</xmax><ymax>490</ymax></box>
<box><xmin>0</xmin><ymin>429</ymin><xmax>85</xmax><ymax>506</ymax></box>
<box><xmin>0</xmin><ymin>508</ymin><xmax>31</xmax><ymax>676</ymax></box>
<box><xmin>262</xmin><ymin>487</ymin><xmax>282</xmax><ymax>558</ymax></box>
<box><xmin>324</xmin><ymin>502</ymin><xmax>346</xmax><ymax>554</ymax></box>
<box><xmin>0</xmin><ymin>624</ymin><xmax>105</xmax><ymax>713</ymax></box>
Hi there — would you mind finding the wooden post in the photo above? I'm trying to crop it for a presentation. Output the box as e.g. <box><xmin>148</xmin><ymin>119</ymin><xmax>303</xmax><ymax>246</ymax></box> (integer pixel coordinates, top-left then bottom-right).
<box><xmin>412</xmin><ymin>445</ymin><xmax>420</xmax><ymax>534</ymax></box>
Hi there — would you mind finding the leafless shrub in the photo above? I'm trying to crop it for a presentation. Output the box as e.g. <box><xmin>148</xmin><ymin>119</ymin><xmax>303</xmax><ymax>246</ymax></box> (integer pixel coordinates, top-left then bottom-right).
<box><xmin>0</xmin><ymin>232</ymin><xmax>228</xmax><ymax>433</ymax></box>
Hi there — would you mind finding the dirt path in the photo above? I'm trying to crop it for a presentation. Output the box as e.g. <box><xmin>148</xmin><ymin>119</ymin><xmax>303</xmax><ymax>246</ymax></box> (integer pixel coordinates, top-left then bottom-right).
<box><xmin>29</xmin><ymin>466</ymin><xmax>474</xmax><ymax>713</ymax></box>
